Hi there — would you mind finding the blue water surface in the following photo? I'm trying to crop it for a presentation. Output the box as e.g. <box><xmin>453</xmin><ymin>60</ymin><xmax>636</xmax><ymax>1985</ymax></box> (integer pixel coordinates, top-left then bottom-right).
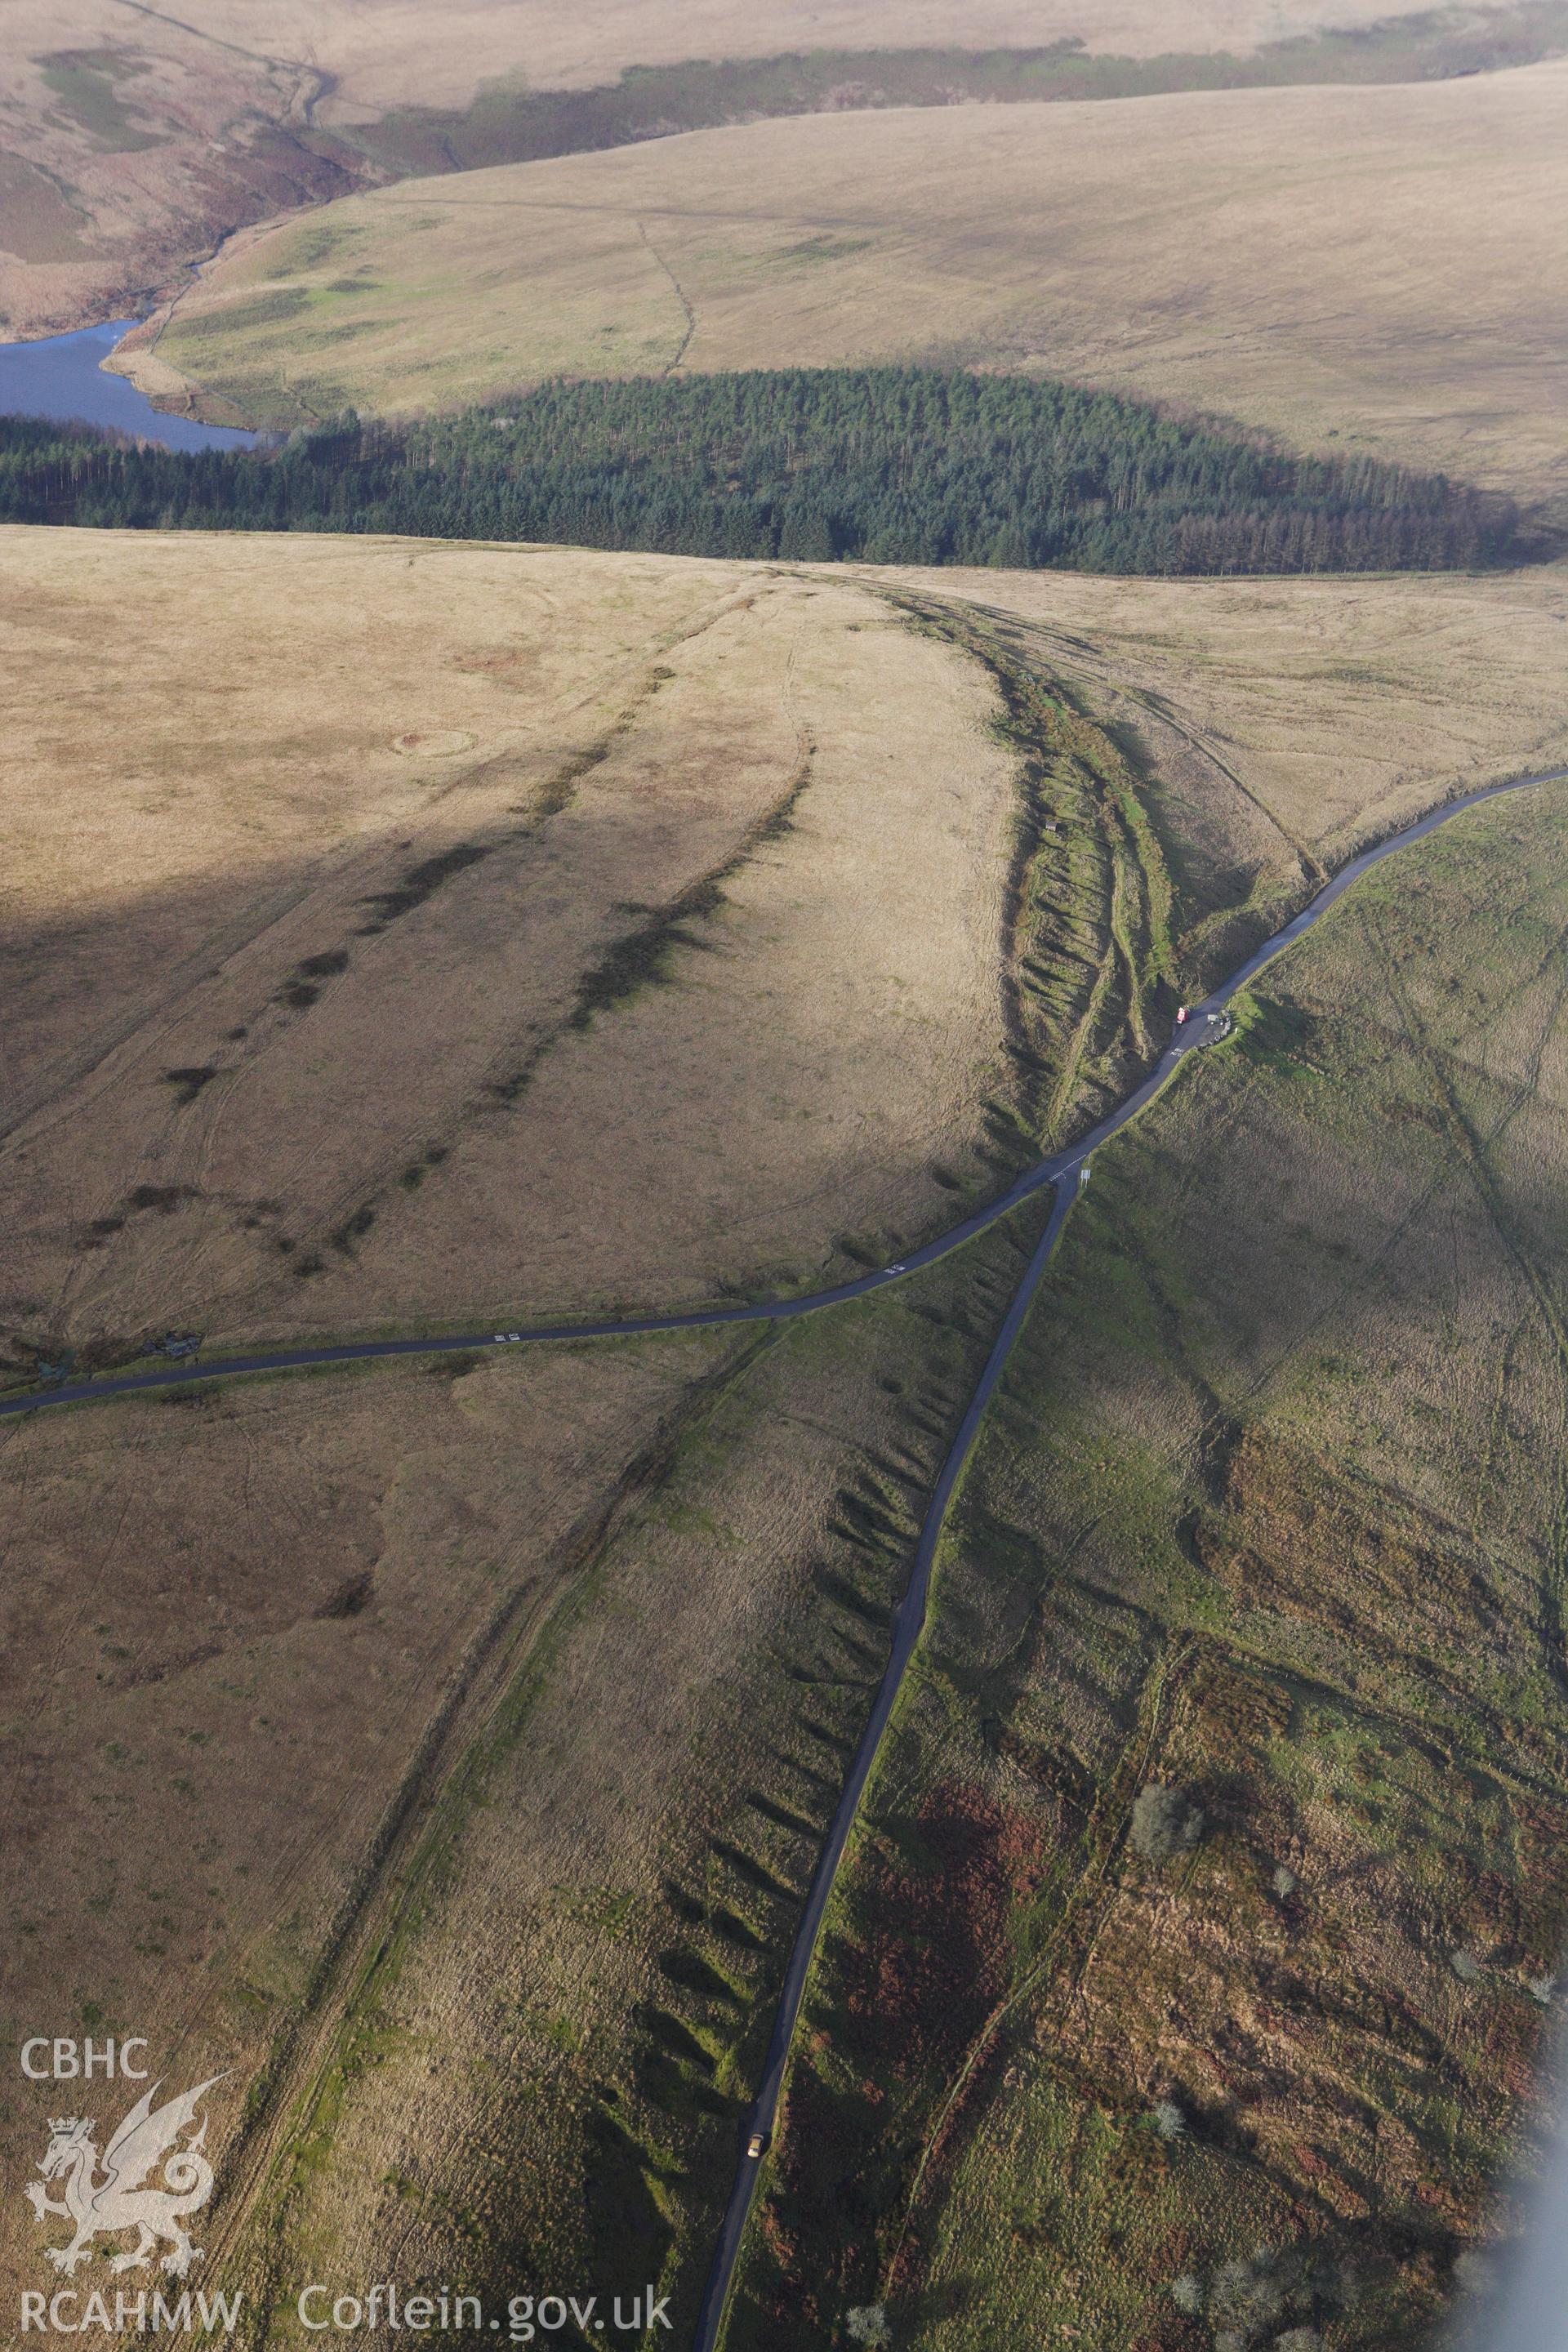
<box><xmin>0</xmin><ymin>319</ymin><xmax>259</xmax><ymax>451</ymax></box>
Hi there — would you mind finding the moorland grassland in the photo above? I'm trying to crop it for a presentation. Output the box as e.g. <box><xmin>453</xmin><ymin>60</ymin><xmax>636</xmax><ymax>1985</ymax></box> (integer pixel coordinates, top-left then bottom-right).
<box><xmin>6</xmin><ymin>0</ymin><xmax>1568</xmax><ymax>2341</ymax></box>
<box><xmin>0</xmin><ymin>1320</ymin><xmax>742</xmax><ymax>2308</ymax></box>
<box><xmin>1</xmin><ymin>528</ymin><xmax>1024</xmax><ymax>1367</ymax></box>
<box><xmin>728</xmin><ymin>768</ymin><xmax>1568</xmax><ymax>2352</ymax></box>
<box><xmin>170</xmin><ymin>1221</ymin><xmax>1055</xmax><ymax>2347</ymax></box>
<box><xmin>1</xmin><ymin>0</ymin><xmax>1499</xmax><ymax>339</ymax></box>
<box><xmin>7</xmin><ymin>535</ymin><xmax>1566</xmax><ymax>1389</ymax></box>
<box><xmin>4</xmin><ymin>516</ymin><xmax>1568</xmax><ymax>2348</ymax></box>
<box><xmin>127</xmin><ymin>60</ymin><xmax>1568</xmax><ymax>521</ymax></box>
<box><xmin>888</xmin><ymin>562</ymin><xmax>1568</xmax><ymax>872</ymax></box>
<box><xmin>11</xmin><ymin>620</ymin><xmax>1566</xmax><ymax>2344</ymax></box>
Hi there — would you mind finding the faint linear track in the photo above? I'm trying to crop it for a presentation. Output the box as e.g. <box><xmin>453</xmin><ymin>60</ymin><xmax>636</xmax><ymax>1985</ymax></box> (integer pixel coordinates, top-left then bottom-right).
<box><xmin>685</xmin><ymin>756</ymin><xmax>1568</xmax><ymax>2352</ymax></box>
<box><xmin>6</xmin><ymin>757</ymin><xmax>1566</xmax><ymax>2352</ymax></box>
<box><xmin>7</xmin><ymin>764</ymin><xmax>1563</xmax><ymax>1429</ymax></box>
<box><xmin>637</xmin><ymin>218</ymin><xmax>698</xmax><ymax>372</ymax></box>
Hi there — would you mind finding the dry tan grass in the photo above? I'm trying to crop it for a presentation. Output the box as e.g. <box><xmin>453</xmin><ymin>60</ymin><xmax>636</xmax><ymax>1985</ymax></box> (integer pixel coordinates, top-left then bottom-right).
<box><xmin>733</xmin><ymin>777</ymin><xmax>1568</xmax><ymax>2346</ymax></box>
<box><xmin>209</xmin><ymin>770</ymin><xmax>1568</xmax><ymax>2333</ymax></box>
<box><xmin>209</xmin><ymin>1285</ymin><xmax>939</xmax><ymax>2316</ymax></box>
<box><xmin>107</xmin><ymin>1205</ymin><xmax>1040</xmax><ymax>2332</ymax></box>
<box><xmin>0</xmin><ymin>1321</ymin><xmax>738</xmax><ymax>2301</ymax></box>
<box><xmin>0</xmin><ymin>1155</ymin><xmax>1039</xmax><ymax>2322</ymax></box>
<box><xmin>136</xmin><ymin>60</ymin><xmax>1568</xmax><ymax>514</ymax></box>
<box><xmin>275</xmin><ymin>0</ymin><xmax>1484</xmax><ymax>126</ymax></box>
<box><xmin>0</xmin><ymin>526</ymin><xmax>1018</xmax><ymax>1361</ymax></box>
<box><xmin>878</xmin><ymin>561</ymin><xmax>1568</xmax><ymax>871</ymax></box>
<box><xmin>0</xmin><ymin>3</ymin><xmax>350</xmax><ymax>339</ymax></box>
<box><xmin>0</xmin><ymin>528</ymin><xmax>724</xmax><ymax>1120</ymax></box>
<box><xmin>282</xmin><ymin>0</ymin><xmax>1426</xmax><ymax>105</ymax></box>
<box><xmin>0</xmin><ymin>0</ymin><xmax>1424</xmax><ymax>336</ymax></box>
<box><xmin>7</xmin><ymin>532</ymin><xmax>1566</xmax><ymax>1379</ymax></box>
<box><xmin>0</xmin><ymin>0</ymin><xmax>1421</xmax><ymax>127</ymax></box>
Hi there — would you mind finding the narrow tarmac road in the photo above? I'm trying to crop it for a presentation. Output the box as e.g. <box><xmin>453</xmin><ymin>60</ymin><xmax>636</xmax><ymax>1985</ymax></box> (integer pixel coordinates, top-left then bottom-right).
<box><xmin>4</xmin><ymin>767</ymin><xmax>1561</xmax><ymax>1428</ymax></box>
<box><xmin>4</xmin><ymin>764</ymin><xmax>1565</xmax><ymax>2352</ymax></box>
<box><xmin>688</xmin><ymin>762</ymin><xmax>1568</xmax><ymax>2352</ymax></box>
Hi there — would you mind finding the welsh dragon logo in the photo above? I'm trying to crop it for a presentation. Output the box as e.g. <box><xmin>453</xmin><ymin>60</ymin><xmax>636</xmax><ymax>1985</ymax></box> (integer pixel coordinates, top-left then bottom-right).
<box><xmin>24</xmin><ymin>2075</ymin><xmax>225</xmax><ymax>2278</ymax></box>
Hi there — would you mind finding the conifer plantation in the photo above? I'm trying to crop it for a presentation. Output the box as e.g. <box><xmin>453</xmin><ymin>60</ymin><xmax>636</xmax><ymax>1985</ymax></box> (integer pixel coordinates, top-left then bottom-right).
<box><xmin>0</xmin><ymin>367</ymin><xmax>1514</xmax><ymax>573</ymax></box>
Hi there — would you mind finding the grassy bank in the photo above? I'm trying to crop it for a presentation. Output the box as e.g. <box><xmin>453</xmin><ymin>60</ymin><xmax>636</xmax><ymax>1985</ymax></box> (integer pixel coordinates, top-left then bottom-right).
<box><xmin>726</xmin><ymin>782</ymin><xmax>1568</xmax><ymax>2349</ymax></box>
<box><xmin>349</xmin><ymin>9</ymin><xmax>1568</xmax><ymax>177</ymax></box>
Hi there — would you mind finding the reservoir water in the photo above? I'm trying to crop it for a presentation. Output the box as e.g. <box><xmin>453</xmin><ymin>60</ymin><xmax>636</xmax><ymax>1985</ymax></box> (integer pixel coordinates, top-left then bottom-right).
<box><xmin>0</xmin><ymin>319</ymin><xmax>259</xmax><ymax>451</ymax></box>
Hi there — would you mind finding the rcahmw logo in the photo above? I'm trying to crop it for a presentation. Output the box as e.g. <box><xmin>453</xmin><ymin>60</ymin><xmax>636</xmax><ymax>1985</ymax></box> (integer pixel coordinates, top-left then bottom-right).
<box><xmin>18</xmin><ymin>2038</ymin><xmax>242</xmax><ymax>2335</ymax></box>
